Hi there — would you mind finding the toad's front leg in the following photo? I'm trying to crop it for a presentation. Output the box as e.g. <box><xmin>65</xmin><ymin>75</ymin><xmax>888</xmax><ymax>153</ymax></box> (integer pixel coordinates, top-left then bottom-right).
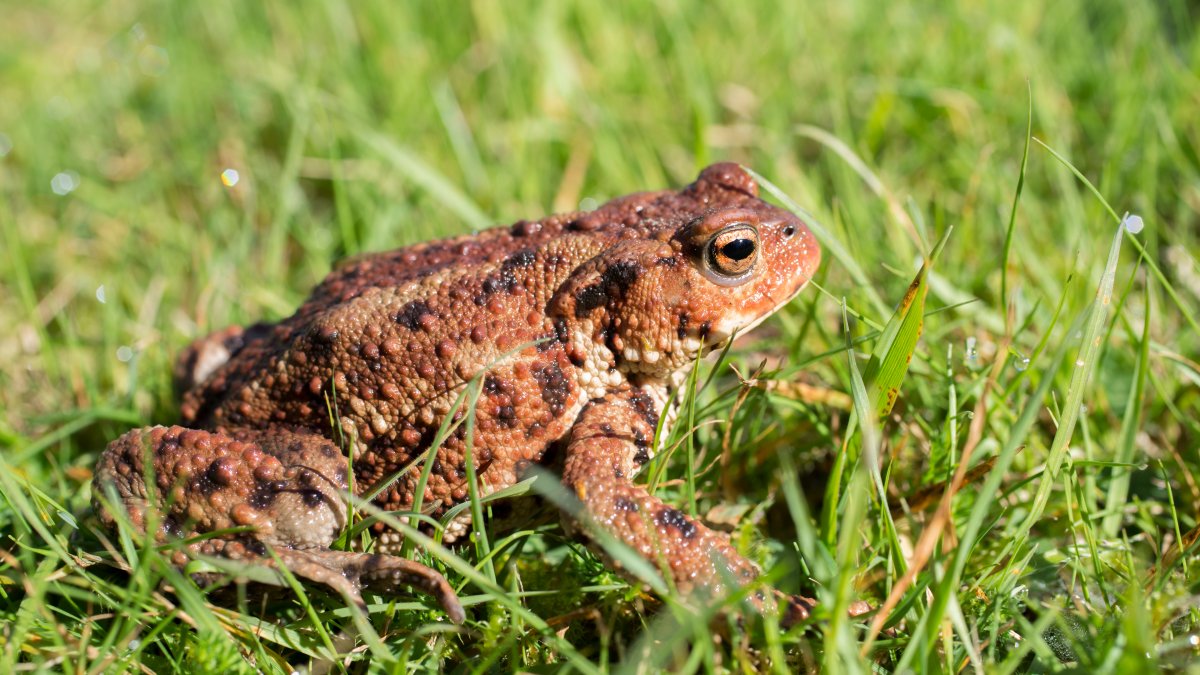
<box><xmin>93</xmin><ymin>425</ymin><xmax>464</xmax><ymax>623</ymax></box>
<box><xmin>562</xmin><ymin>387</ymin><xmax>859</xmax><ymax>623</ymax></box>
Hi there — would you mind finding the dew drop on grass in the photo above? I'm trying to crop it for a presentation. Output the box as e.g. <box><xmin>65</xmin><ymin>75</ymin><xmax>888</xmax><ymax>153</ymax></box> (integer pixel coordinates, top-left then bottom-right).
<box><xmin>117</xmin><ymin>346</ymin><xmax>134</xmax><ymax>362</ymax></box>
<box><xmin>1014</xmin><ymin>356</ymin><xmax>1030</xmax><ymax>372</ymax></box>
<box><xmin>579</xmin><ymin>197</ymin><xmax>599</xmax><ymax>211</ymax></box>
<box><xmin>127</xmin><ymin>639</ymin><xmax>141</xmax><ymax>651</ymax></box>
<box><xmin>964</xmin><ymin>336</ymin><xmax>978</xmax><ymax>365</ymax></box>
<box><xmin>1122</xmin><ymin>213</ymin><xmax>1144</xmax><ymax>234</ymax></box>
<box><xmin>95</xmin><ymin>285</ymin><xmax>106</xmax><ymax>303</ymax></box>
<box><xmin>220</xmin><ymin>168</ymin><xmax>240</xmax><ymax>187</ymax></box>
<box><xmin>1075</xmin><ymin>358</ymin><xmax>1086</xmax><ymax>367</ymax></box>
<box><xmin>1189</xmin><ymin>635</ymin><xmax>1199</xmax><ymax>647</ymax></box>
<box><xmin>51</xmin><ymin>170</ymin><xmax>80</xmax><ymax>195</ymax></box>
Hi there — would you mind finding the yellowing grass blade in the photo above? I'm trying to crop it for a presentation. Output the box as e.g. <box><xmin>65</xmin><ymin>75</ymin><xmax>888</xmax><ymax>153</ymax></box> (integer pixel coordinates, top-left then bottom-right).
<box><xmin>863</xmin><ymin>227</ymin><xmax>953</xmax><ymax>418</ymax></box>
<box><xmin>821</xmin><ymin>227</ymin><xmax>951</xmax><ymax>546</ymax></box>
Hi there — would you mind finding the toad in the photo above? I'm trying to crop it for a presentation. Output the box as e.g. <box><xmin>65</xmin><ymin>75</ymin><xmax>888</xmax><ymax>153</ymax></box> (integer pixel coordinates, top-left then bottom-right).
<box><xmin>93</xmin><ymin>163</ymin><xmax>834</xmax><ymax>625</ymax></box>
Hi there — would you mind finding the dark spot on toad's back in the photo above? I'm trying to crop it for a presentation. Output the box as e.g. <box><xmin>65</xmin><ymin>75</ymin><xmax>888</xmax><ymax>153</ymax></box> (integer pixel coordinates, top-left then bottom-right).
<box><xmin>574</xmin><ymin>262</ymin><xmax>641</xmax><ymax>318</ymax></box>
<box><xmin>603</xmin><ymin>261</ymin><xmax>639</xmax><ymax>291</ymax></box>
<box><xmin>163</xmin><ymin>514</ymin><xmax>185</xmax><ymax>538</ymax></box>
<box><xmin>655</xmin><ymin>507</ymin><xmax>697</xmax><ymax>539</ymax></box>
<box><xmin>497</xmin><ymin>405</ymin><xmax>517</xmax><ymax>426</ymax></box>
<box><xmin>479</xmin><ymin>277</ymin><xmax>504</xmax><ymax>298</ymax></box>
<box><xmin>615</xmin><ymin>497</ymin><xmax>640</xmax><ymax>513</ymax></box>
<box><xmin>484</xmin><ymin>375</ymin><xmax>504</xmax><ymax>395</ymax></box>
<box><xmin>475</xmin><ymin>446</ymin><xmax>492</xmax><ymax>464</ymax></box>
<box><xmin>574</xmin><ymin>283</ymin><xmax>608</xmax><ymax>317</ymax></box>
<box><xmin>504</xmin><ymin>248</ymin><xmax>537</xmax><ymax>269</ymax></box>
<box><xmin>537</xmin><ymin>317</ymin><xmax>570</xmax><ymax>352</ymax></box>
<box><xmin>533</xmin><ymin>361</ymin><xmax>570</xmax><ymax>416</ymax></box>
<box><xmin>395</xmin><ymin>300</ymin><xmax>433</xmax><ymax>330</ymax></box>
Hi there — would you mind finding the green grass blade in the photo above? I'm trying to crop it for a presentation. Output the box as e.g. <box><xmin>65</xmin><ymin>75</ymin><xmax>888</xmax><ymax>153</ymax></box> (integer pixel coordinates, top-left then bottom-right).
<box><xmin>353</xmin><ymin>127</ymin><xmax>491</xmax><ymax>230</ymax></box>
<box><xmin>1013</xmin><ymin>154</ymin><xmax>1127</xmax><ymax>546</ymax></box>
<box><xmin>1000</xmin><ymin>81</ymin><xmax>1033</xmax><ymax>321</ymax></box>
<box><xmin>1101</xmin><ymin>281</ymin><xmax>1151</xmax><ymax>537</ymax></box>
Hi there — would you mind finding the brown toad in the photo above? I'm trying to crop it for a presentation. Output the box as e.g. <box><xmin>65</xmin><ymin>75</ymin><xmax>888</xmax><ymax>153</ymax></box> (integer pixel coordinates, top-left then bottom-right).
<box><xmin>93</xmin><ymin>163</ymin><xmax>828</xmax><ymax>625</ymax></box>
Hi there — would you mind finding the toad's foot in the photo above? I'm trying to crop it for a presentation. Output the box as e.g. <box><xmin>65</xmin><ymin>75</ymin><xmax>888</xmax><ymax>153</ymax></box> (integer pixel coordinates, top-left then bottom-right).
<box><xmin>563</xmin><ymin>387</ymin><xmax>866</xmax><ymax>625</ymax></box>
<box><xmin>782</xmin><ymin>595</ymin><xmax>874</xmax><ymax>625</ymax></box>
<box><xmin>265</xmin><ymin>548</ymin><xmax>465</xmax><ymax>623</ymax></box>
<box><xmin>92</xmin><ymin>425</ymin><xmax>464</xmax><ymax>623</ymax></box>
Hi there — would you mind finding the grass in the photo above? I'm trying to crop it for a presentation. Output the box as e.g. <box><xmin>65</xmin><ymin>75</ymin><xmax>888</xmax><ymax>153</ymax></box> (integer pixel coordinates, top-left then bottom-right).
<box><xmin>2</xmin><ymin>0</ymin><xmax>1200</xmax><ymax>671</ymax></box>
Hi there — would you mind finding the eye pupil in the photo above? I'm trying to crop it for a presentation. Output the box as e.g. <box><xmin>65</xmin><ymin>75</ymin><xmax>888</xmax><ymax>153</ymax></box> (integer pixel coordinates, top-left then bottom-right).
<box><xmin>721</xmin><ymin>238</ymin><xmax>755</xmax><ymax>261</ymax></box>
<box><xmin>701</xmin><ymin>223</ymin><xmax>759</xmax><ymax>285</ymax></box>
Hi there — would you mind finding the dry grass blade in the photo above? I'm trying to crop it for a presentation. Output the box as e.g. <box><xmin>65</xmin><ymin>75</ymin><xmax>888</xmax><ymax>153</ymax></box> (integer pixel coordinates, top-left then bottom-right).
<box><xmin>861</xmin><ymin>333</ymin><xmax>1011</xmax><ymax>654</ymax></box>
<box><xmin>892</xmin><ymin>454</ymin><xmax>1006</xmax><ymax>516</ymax></box>
<box><xmin>1146</xmin><ymin>520</ymin><xmax>1200</xmax><ymax>593</ymax></box>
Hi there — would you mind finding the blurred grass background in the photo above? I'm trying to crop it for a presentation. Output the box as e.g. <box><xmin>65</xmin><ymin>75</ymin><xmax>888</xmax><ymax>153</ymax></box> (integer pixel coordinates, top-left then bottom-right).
<box><xmin>2</xmin><ymin>0</ymin><xmax>1199</xmax><ymax>671</ymax></box>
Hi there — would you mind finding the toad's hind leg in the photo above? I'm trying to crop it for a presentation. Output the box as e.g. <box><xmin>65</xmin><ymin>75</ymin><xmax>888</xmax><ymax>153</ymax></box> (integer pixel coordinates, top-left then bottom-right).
<box><xmin>562</xmin><ymin>387</ymin><xmax>866</xmax><ymax>624</ymax></box>
<box><xmin>92</xmin><ymin>425</ymin><xmax>464</xmax><ymax>623</ymax></box>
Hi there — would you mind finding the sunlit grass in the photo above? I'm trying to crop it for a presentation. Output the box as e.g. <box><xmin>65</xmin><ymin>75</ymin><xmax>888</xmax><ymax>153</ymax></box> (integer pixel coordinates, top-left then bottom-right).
<box><xmin>2</xmin><ymin>0</ymin><xmax>1199</xmax><ymax>671</ymax></box>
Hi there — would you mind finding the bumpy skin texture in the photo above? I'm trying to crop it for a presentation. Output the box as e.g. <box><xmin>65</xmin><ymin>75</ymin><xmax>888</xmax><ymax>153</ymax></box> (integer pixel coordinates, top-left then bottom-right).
<box><xmin>93</xmin><ymin>163</ymin><xmax>835</xmax><ymax>624</ymax></box>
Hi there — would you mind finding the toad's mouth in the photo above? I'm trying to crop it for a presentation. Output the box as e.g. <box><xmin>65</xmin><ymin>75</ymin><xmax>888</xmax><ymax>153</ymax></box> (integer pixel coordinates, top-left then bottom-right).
<box><xmin>705</xmin><ymin>275</ymin><xmax>814</xmax><ymax>348</ymax></box>
<box><xmin>616</xmin><ymin>276</ymin><xmax>814</xmax><ymax>373</ymax></box>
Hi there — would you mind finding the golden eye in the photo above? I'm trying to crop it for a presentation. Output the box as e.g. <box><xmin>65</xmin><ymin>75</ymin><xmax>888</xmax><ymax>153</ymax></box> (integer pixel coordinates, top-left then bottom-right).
<box><xmin>704</xmin><ymin>224</ymin><xmax>759</xmax><ymax>284</ymax></box>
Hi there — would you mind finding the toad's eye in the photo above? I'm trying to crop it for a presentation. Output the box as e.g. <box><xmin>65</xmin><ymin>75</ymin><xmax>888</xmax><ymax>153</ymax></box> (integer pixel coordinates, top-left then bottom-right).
<box><xmin>703</xmin><ymin>224</ymin><xmax>759</xmax><ymax>285</ymax></box>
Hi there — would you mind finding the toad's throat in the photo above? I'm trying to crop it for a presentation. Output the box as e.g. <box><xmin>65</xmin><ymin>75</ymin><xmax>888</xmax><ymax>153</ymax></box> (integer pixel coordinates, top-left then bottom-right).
<box><xmin>611</xmin><ymin>278</ymin><xmax>812</xmax><ymax>380</ymax></box>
